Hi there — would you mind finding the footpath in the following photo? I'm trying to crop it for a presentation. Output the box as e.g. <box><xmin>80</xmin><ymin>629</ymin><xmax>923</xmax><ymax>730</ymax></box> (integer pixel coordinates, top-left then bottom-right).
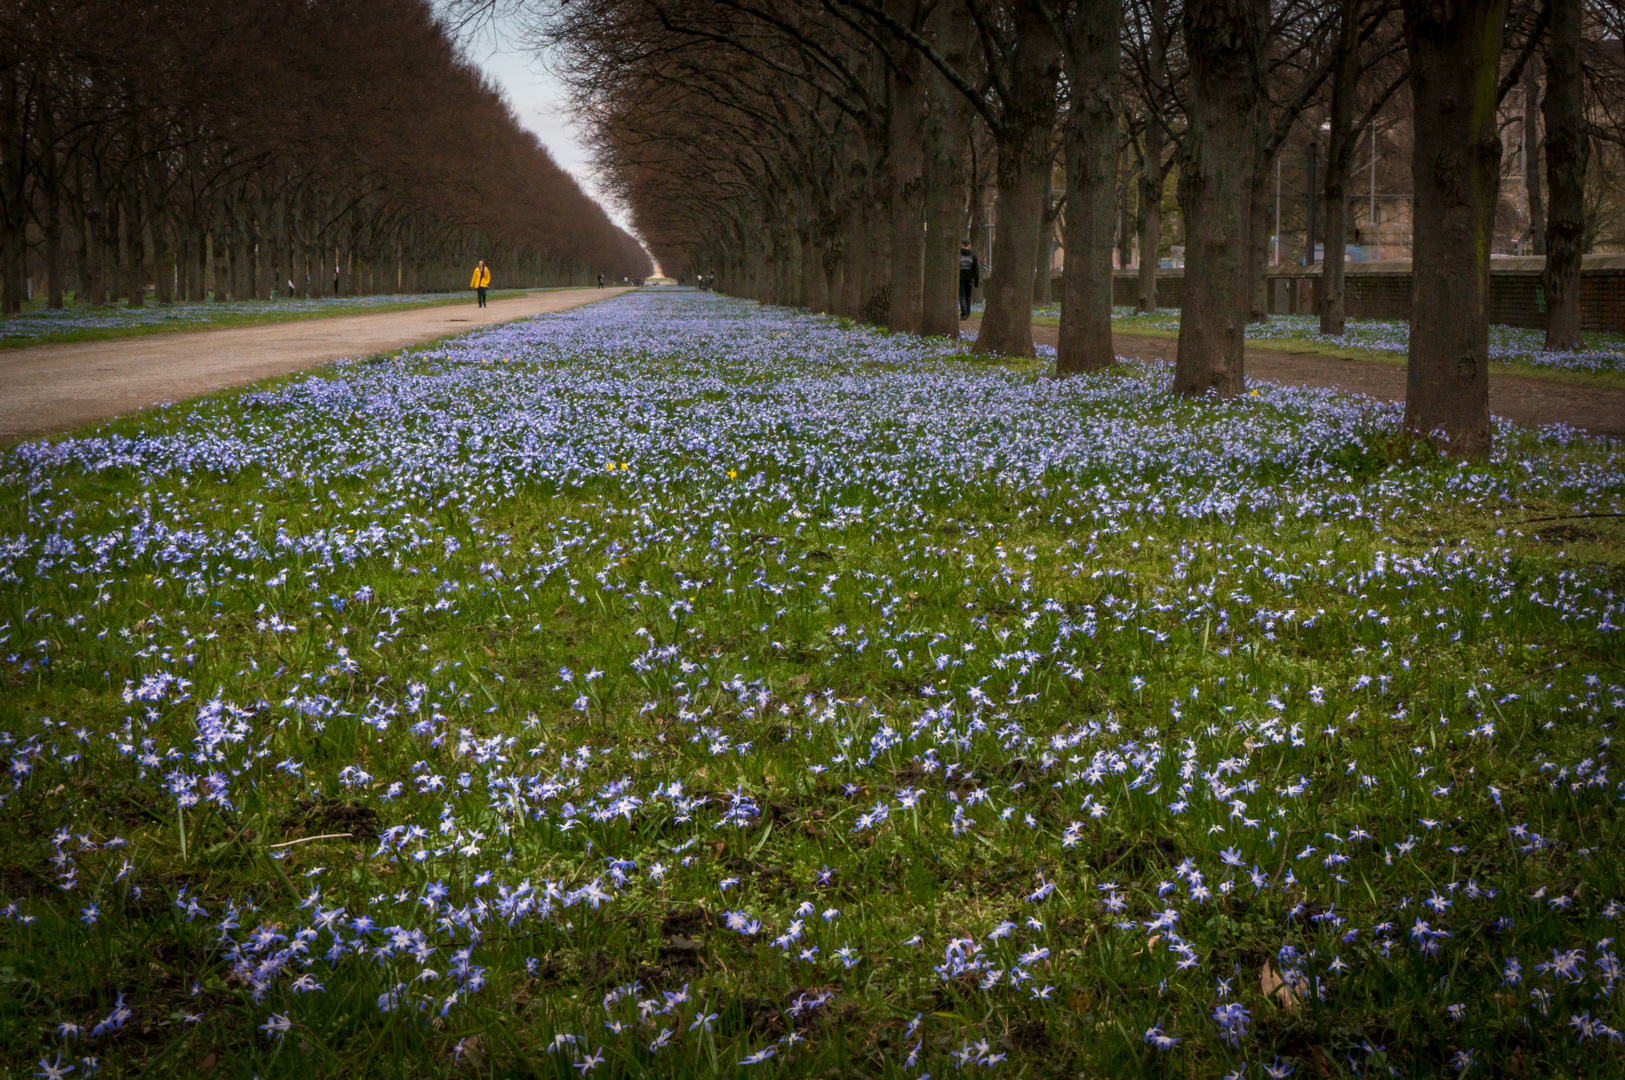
<box><xmin>980</xmin><ymin>318</ymin><xmax>1624</xmax><ymax>440</ymax></box>
<box><xmin>0</xmin><ymin>288</ymin><xmax>630</xmax><ymax>443</ymax></box>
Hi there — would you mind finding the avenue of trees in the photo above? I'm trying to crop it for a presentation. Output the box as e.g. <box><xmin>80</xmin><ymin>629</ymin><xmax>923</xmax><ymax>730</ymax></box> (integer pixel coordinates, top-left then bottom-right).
<box><xmin>488</xmin><ymin>0</ymin><xmax>1623</xmax><ymax>458</ymax></box>
<box><xmin>0</xmin><ymin>0</ymin><xmax>651</xmax><ymax>316</ymax></box>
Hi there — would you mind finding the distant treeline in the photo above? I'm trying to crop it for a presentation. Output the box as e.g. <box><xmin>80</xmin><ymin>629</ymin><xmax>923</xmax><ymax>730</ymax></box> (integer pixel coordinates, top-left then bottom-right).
<box><xmin>0</xmin><ymin>0</ymin><xmax>652</xmax><ymax>311</ymax></box>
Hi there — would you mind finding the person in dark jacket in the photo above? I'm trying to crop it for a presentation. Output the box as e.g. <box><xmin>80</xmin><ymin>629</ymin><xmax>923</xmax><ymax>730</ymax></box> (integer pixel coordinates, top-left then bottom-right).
<box><xmin>958</xmin><ymin>241</ymin><xmax>980</xmax><ymax>319</ymax></box>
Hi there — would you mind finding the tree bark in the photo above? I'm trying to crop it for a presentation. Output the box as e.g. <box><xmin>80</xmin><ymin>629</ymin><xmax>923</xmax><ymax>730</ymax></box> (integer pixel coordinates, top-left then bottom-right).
<box><xmin>975</xmin><ymin>5</ymin><xmax>1061</xmax><ymax>358</ymax></box>
<box><xmin>1117</xmin><ymin>150</ymin><xmax>1133</xmax><ymax>269</ymax></box>
<box><xmin>73</xmin><ymin>172</ymin><xmax>92</xmax><ymax>305</ymax></box>
<box><xmin>1400</xmin><ymin>0</ymin><xmax>1506</xmax><ymax>457</ymax></box>
<box><xmin>1542</xmin><ymin>0</ymin><xmax>1586</xmax><ymax>351</ymax></box>
<box><xmin>921</xmin><ymin>5</ymin><xmax>973</xmax><ymax>338</ymax></box>
<box><xmin>85</xmin><ymin>166</ymin><xmax>108</xmax><ymax>305</ymax></box>
<box><xmin>219</xmin><ymin>228</ymin><xmax>236</xmax><ymax>302</ymax></box>
<box><xmin>886</xmin><ymin>9</ymin><xmax>927</xmax><ymax>335</ymax></box>
<box><xmin>0</xmin><ymin>72</ymin><xmax>27</xmax><ymax>314</ymax></box>
<box><xmin>190</xmin><ymin>217</ymin><xmax>207</xmax><ymax>301</ymax></box>
<box><xmin>101</xmin><ymin>181</ymin><xmax>121</xmax><ymax>303</ymax></box>
<box><xmin>1246</xmin><ymin>151</ymin><xmax>1273</xmax><ymax>323</ymax></box>
<box><xmin>1035</xmin><ymin>186</ymin><xmax>1059</xmax><ymax>303</ymax></box>
<box><xmin>40</xmin><ymin>102</ymin><xmax>64</xmax><ymax>308</ymax></box>
<box><xmin>1174</xmin><ymin>0</ymin><xmax>1269</xmax><ymax>397</ymax></box>
<box><xmin>1136</xmin><ymin>138</ymin><xmax>1165</xmax><ymax>312</ymax></box>
<box><xmin>151</xmin><ymin>207</ymin><xmax>172</xmax><ymax>304</ymax></box>
<box><xmin>1523</xmin><ymin>58</ymin><xmax>1544</xmax><ymax>256</ymax></box>
<box><xmin>122</xmin><ymin>181</ymin><xmax>146</xmax><ymax>307</ymax></box>
<box><xmin>978</xmin><ymin>144</ymin><xmax>1051</xmax><ymax>356</ymax></box>
<box><xmin>1055</xmin><ymin>0</ymin><xmax>1121</xmax><ymax>374</ymax></box>
<box><xmin>1136</xmin><ymin>0</ymin><xmax>1170</xmax><ymax>314</ymax></box>
<box><xmin>1320</xmin><ymin>1</ymin><xmax>1361</xmax><ymax>336</ymax></box>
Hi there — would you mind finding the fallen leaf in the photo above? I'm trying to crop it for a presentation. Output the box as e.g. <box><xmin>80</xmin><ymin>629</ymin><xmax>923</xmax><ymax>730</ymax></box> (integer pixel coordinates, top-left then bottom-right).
<box><xmin>1260</xmin><ymin>960</ymin><xmax>1298</xmax><ymax>1011</ymax></box>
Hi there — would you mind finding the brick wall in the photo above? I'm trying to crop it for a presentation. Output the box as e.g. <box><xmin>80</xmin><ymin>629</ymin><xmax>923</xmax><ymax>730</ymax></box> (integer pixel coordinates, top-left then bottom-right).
<box><xmin>1094</xmin><ymin>255</ymin><xmax>1625</xmax><ymax>331</ymax></box>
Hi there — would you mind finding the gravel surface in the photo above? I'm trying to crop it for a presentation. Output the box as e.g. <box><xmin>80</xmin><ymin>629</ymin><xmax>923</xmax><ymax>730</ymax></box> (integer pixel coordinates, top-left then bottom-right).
<box><xmin>0</xmin><ymin>289</ymin><xmax>631</xmax><ymax>443</ymax></box>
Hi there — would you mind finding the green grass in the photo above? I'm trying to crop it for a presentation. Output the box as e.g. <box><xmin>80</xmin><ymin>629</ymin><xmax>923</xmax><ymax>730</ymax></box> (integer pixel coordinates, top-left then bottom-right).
<box><xmin>0</xmin><ymin>290</ymin><xmax>1621</xmax><ymax>1078</ymax></box>
<box><xmin>0</xmin><ymin>288</ymin><xmax>583</xmax><ymax>350</ymax></box>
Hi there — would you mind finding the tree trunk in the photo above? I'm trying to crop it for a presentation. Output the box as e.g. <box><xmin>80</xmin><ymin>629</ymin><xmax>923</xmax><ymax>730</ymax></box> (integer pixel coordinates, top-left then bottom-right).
<box><xmin>886</xmin><ymin>12</ymin><xmax>927</xmax><ymax>335</ymax></box>
<box><xmin>801</xmin><ymin>225</ymin><xmax>828</xmax><ymax>312</ymax></box>
<box><xmin>1136</xmin><ymin>143</ymin><xmax>1164</xmax><ymax>312</ymax></box>
<box><xmin>1246</xmin><ymin>152</ymin><xmax>1273</xmax><ymax>323</ymax></box>
<box><xmin>102</xmin><ymin>184</ymin><xmax>121</xmax><ymax>302</ymax></box>
<box><xmin>1173</xmin><ymin>0</ymin><xmax>1269</xmax><ymax>397</ymax></box>
<box><xmin>190</xmin><ymin>218</ymin><xmax>207</xmax><ymax>301</ymax></box>
<box><xmin>1056</xmin><ymin>0</ymin><xmax>1121</xmax><ymax>374</ymax></box>
<box><xmin>1117</xmin><ymin>150</ymin><xmax>1133</xmax><ymax>269</ymax></box>
<box><xmin>975</xmin><ymin>6</ymin><xmax>1061</xmax><ymax>358</ymax></box>
<box><xmin>40</xmin><ymin>104</ymin><xmax>64</xmax><ymax>309</ymax></box>
<box><xmin>921</xmin><ymin>151</ymin><xmax>964</xmax><ymax>336</ymax></box>
<box><xmin>1523</xmin><ymin>58</ymin><xmax>1544</xmax><ymax>256</ymax></box>
<box><xmin>85</xmin><ymin>167</ymin><xmax>107</xmax><ymax>305</ymax></box>
<box><xmin>1320</xmin><ymin>3</ymin><xmax>1361</xmax><ymax>336</ymax></box>
<box><xmin>0</xmin><ymin>81</ymin><xmax>26</xmax><ymax>314</ymax></box>
<box><xmin>175</xmin><ymin>225</ymin><xmax>191</xmax><ymax>303</ymax></box>
<box><xmin>839</xmin><ymin>190</ymin><xmax>866</xmax><ymax>318</ymax></box>
<box><xmin>254</xmin><ymin>195</ymin><xmax>273</xmax><ymax>300</ymax></box>
<box><xmin>122</xmin><ymin>183</ymin><xmax>146</xmax><ymax>307</ymax></box>
<box><xmin>1136</xmin><ymin>0</ymin><xmax>1169</xmax><ymax>314</ymax></box>
<box><xmin>1400</xmin><ymin>0</ymin><xmax>1505</xmax><ymax>457</ymax></box>
<box><xmin>217</xmin><ymin>228</ymin><xmax>235</xmax><ymax>302</ymax></box>
<box><xmin>73</xmin><ymin>185</ymin><xmax>92</xmax><ymax>305</ymax></box>
<box><xmin>147</xmin><ymin>165</ymin><xmax>173</xmax><ymax>305</ymax></box>
<box><xmin>151</xmin><ymin>207</ymin><xmax>172</xmax><ymax>304</ymax></box>
<box><xmin>1542</xmin><ymin>0</ymin><xmax>1587</xmax><ymax>351</ymax></box>
<box><xmin>921</xmin><ymin>5</ymin><xmax>973</xmax><ymax>338</ymax></box>
<box><xmin>859</xmin><ymin>186</ymin><xmax>890</xmax><ymax>323</ymax></box>
<box><xmin>977</xmin><ymin>144</ymin><xmax>1050</xmax><ymax>357</ymax></box>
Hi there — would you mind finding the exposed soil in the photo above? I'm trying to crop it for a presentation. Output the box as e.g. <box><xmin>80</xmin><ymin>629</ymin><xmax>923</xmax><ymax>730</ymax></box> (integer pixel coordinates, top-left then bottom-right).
<box><xmin>1</xmin><ymin>288</ymin><xmax>632</xmax><ymax>443</ymax></box>
<box><xmin>963</xmin><ymin>317</ymin><xmax>1625</xmax><ymax>439</ymax></box>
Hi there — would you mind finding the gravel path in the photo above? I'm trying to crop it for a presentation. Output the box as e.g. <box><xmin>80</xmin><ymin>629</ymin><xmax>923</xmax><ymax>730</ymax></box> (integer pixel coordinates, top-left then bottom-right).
<box><xmin>0</xmin><ymin>288</ymin><xmax>631</xmax><ymax>443</ymax></box>
<box><xmin>963</xmin><ymin>318</ymin><xmax>1625</xmax><ymax>440</ymax></box>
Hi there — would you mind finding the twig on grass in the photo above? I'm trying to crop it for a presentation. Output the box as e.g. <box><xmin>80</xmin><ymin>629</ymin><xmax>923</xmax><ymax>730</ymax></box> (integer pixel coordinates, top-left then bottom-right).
<box><xmin>267</xmin><ymin>832</ymin><xmax>353</xmax><ymax>849</ymax></box>
<box><xmin>1518</xmin><ymin>512</ymin><xmax>1625</xmax><ymax>524</ymax></box>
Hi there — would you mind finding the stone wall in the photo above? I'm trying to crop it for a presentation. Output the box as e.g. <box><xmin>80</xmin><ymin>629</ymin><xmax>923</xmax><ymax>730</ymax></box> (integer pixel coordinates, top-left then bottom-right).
<box><xmin>1093</xmin><ymin>255</ymin><xmax>1625</xmax><ymax>332</ymax></box>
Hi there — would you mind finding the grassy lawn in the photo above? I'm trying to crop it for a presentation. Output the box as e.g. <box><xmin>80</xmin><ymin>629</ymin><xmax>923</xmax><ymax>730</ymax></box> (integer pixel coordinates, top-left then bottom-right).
<box><xmin>1</xmin><ymin>290</ymin><xmax>1622</xmax><ymax>1078</ymax></box>
<box><xmin>0</xmin><ymin>289</ymin><xmax>580</xmax><ymax>350</ymax></box>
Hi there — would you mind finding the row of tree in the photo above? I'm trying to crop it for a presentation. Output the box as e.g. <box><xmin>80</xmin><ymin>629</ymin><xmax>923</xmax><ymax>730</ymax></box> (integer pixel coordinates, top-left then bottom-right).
<box><xmin>506</xmin><ymin>0</ymin><xmax>1608</xmax><ymax>458</ymax></box>
<box><xmin>0</xmin><ymin>0</ymin><xmax>651</xmax><ymax>314</ymax></box>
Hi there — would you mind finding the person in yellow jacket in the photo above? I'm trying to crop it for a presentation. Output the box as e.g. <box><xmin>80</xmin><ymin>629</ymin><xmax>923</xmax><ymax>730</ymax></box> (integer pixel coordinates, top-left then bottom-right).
<box><xmin>470</xmin><ymin>260</ymin><xmax>490</xmax><ymax>307</ymax></box>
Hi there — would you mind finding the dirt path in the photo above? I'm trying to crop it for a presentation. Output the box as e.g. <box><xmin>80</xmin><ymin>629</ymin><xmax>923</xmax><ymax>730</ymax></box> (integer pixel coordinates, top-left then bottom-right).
<box><xmin>1</xmin><ymin>288</ymin><xmax>632</xmax><ymax>443</ymax></box>
<box><xmin>962</xmin><ymin>318</ymin><xmax>1625</xmax><ymax>439</ymax></box>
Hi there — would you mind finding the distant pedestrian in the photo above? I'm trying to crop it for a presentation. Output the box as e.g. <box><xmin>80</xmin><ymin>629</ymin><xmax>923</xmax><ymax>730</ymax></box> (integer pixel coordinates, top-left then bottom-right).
<box><xmin>334</xmin><ymin>264</ymin><xmax>340</xmax><ymax>296</ymax></box>
<box><xmin>597</xmin><ymin>274</ymin><xmax>604</xmax><ymax>289</ymax></box>
<box><xmin>958</xmin><ymin>241</ymin><xmax>980</xmax><ymax>320</ymax></box>
<box><xmin>471</xmin><ymin>260</ymin><xmax>490</xmax><ymax>307</ymax></box>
